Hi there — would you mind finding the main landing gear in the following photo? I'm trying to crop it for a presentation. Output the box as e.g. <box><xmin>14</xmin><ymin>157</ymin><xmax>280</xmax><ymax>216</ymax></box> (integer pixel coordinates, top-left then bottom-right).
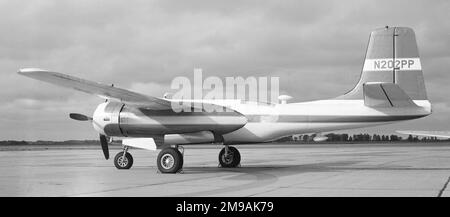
<box><xmin>154</xmin><ymin>145</ymin><xmax>241</xmax><ymax>173</ymax></box>
<box><xmin>218</xmin><ymin>146</ymin><xmax>241</xmax><ymax>168</ymax></box>
<box><xmin>113</xmin><ymin>145</ymin><xmax>241</xmax><ymax>173</ymax></box>
<box><xmin>157</xmin><ymin>147</ymin><xmax>184</xmax><ymax>173</ymax></box>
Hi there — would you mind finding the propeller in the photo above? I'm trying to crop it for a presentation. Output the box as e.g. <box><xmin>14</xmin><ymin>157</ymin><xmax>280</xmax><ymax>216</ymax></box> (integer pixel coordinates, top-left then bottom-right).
<box><xmin>68</xmin><ymin>113</ymin><xmax>109</xmax><ymax>160</ymax></box>
<box><xmin>99</xmin><ymin>134</ymin><xmax>110</xmax><ymax>160</ymax></box>
<box><xmin>69</xmin><ymin>113</ymin><xmax>92</xmax><ymax>121</ymax></box>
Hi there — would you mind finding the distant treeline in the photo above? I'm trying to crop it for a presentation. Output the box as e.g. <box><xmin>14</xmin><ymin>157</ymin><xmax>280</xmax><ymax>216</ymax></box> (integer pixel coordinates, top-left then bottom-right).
<box><xmin>280</xmin><ymin>133</ymin><xmax>449</xmax><ymax>143</ymax></box>
<box><xmin>1</xmin><ymin>133</ymin><xmax>449</xmax><ymax>146</ymax></box>
<box><xmin>0</xmin><ymin>140</ymin><xmax>100</xmax><ymax>146</ymax></box>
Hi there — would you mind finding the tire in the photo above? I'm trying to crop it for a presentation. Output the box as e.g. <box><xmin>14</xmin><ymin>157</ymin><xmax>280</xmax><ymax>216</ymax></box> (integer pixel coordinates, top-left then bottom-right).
<box><xmin>114</xmin><ymin>152</ymin><xmax>134</xmax><ymax>169</ymax></box>
<box><xmin>157</xmin><ymin>148</ymin><xmax>183</xmax><ymax>173</ymax></box>
<box><xmin>219</xmin><ymin>146</ymin><xmax>241</xmax><ymax>168</ymax></box>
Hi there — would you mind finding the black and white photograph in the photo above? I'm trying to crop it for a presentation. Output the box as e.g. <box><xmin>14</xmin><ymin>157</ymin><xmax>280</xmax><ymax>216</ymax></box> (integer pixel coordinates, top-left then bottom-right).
<box><xmin>1</xmin><ymin>0</ymin><xmax>450</xmax><ymax>208</ymax></box>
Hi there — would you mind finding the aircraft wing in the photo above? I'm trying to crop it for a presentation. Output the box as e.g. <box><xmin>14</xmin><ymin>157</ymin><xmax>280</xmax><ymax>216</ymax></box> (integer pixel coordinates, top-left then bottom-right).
<box><xmin>18</xmin><ymin>68</ymin><xmax>172</xmax><ymax>110</ymax></box>
<box><xmin>396</xmin><ymin>130</ymin><xmax>450</xmax><ymax>138</ymax></box>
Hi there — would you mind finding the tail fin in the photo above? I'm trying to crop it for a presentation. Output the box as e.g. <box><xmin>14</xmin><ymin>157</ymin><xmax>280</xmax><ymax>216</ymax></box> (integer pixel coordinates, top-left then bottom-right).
<box><xmin>338</xmin><ymin>27</ymin><xmax>427</xmax><ymax>100</ymax></box>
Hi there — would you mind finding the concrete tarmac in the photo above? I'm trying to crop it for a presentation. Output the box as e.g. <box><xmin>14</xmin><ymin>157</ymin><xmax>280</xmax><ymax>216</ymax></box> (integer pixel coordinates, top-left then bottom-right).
<box><xmin>1</xmin><ymin>142</ymin><xmax>450</xmax><ymax>197</ymax></box>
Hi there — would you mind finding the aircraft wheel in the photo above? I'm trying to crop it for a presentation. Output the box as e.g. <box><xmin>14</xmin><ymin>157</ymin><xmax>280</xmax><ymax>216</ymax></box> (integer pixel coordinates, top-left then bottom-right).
<box><xmin>114</xmin><ymin>152</ymin><xmax>133</xmax><ymax>169</ymax></box>
<box><xmin>219</xmin><ymin>146</ymin><xmax>241</xmax><ymax>168</ymax></box>
<box><xmin>157</xmin><ymin>148</ymin><xmax>183</xmax><ymax>173</ymax></box>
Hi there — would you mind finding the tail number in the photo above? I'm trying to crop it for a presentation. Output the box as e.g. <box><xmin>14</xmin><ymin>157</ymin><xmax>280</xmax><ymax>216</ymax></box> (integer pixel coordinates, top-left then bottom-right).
<box><xmin>364</xmin><ymin>58</ymin><xmax>421</xmax><ymax>71</ymax></box>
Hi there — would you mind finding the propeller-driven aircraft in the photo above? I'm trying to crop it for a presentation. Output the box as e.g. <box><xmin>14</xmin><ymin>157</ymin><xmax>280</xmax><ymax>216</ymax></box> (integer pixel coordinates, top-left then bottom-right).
<box><xmin>19</xmin><ymin>27</ymin><xmax>432</xmax><ymax>173</ymax></box>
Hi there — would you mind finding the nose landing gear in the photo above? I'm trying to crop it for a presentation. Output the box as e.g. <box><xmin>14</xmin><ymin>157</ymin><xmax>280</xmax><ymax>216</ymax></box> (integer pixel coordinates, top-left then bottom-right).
<box><xmin>114</xmin><ymin>146</ymin><xmax>133</xmax><ymax>169</ymax></box>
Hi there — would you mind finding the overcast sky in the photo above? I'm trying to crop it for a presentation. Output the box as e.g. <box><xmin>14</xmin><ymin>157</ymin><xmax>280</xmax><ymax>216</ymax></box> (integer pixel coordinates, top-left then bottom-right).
<box><xmin>1</xmin><ymin>0</ymin><xmax>449</xmax><ymax>140</ymax></box>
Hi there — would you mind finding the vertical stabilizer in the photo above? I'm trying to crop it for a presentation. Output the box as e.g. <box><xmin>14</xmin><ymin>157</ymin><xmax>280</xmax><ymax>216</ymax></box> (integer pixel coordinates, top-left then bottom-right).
<box><xmin>338</xmin><ymin>27</ymin><xmax>427</xmax><ymax>100</ymax></box>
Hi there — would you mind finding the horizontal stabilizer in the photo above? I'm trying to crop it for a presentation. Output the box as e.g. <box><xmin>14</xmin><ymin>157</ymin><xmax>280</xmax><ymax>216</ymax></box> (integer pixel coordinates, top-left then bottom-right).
<box><xmin>363</xmin><ymin>83</ymin><xmax>416</xmax><ymax>107</ymax></box>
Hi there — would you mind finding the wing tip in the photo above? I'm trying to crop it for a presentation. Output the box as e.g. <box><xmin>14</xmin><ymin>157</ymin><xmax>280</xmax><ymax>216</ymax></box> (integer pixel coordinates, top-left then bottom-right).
<box><xmin>17</xmin><ymin>68</ymin><xmax>48</xmax><ymax>75</ymax></box>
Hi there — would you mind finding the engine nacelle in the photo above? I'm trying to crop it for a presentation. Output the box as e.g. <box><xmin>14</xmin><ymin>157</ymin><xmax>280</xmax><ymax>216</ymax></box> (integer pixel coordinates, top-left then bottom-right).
<box><xmin>92</xmin><ymin>102</ymin><xmax>123</xmax><ymax>136</ymax></box>
<box><xmin>92</xmin><ymin>102</ymin><xmax>247</xmax><ymax>140</ymax></box>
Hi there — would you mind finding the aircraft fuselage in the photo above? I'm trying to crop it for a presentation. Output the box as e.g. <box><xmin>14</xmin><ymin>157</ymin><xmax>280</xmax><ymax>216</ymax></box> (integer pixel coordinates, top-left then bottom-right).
<box><xmin>93</xmin><ymin>99</ymin><xmax>431</xmax><ymax>144</ymax></box>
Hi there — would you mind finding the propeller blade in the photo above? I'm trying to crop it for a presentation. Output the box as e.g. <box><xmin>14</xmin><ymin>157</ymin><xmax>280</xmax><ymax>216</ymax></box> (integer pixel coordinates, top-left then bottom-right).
<box><xmin>99</xmin><ymin>134</ymin><xmax>110</xmax><ymax>160</ymax></box>
<box><xmin>69</xmin><ymin>113</ymin><xmax>92</xmax><ymax>121</ymax></box>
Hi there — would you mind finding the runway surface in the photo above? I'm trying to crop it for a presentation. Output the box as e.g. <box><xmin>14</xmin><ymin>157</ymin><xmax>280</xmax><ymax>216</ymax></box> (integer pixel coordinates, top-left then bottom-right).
<box><xmin>1</xmin><ymin>142</ymin><xmax>450</xmax><ymax>197</ymax></box>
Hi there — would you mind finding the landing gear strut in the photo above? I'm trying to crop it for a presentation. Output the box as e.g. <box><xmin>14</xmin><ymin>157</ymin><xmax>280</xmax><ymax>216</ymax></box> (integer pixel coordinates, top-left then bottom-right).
<box><xmin>157</xmin><ymin>147</ymin><xmax>183</xmax><ymax>173</ymax></box>
<box><xmin>114</xmin><ymin>146</ymin><xmax>133</xmax><ymax>169</ymax></box>
<box><xmin>219</xmin><ymin>146</ymin><xmax>241</xmax><ymax>168</ymax></box>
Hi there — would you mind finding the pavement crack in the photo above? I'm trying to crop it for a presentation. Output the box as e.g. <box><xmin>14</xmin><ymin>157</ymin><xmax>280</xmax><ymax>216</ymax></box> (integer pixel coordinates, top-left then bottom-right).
<box><xmin>437</xmin><ymin>175</ymin><xmax>450</xmax><ymax>197</ymax></box>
